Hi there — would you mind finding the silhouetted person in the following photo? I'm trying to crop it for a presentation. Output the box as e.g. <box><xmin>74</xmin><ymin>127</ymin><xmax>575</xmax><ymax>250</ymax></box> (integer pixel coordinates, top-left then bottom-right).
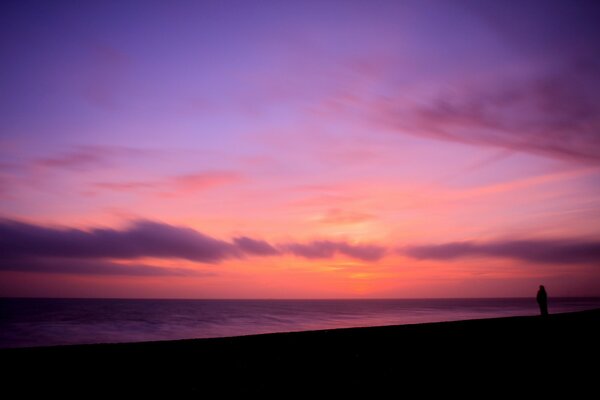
<box><xmin>536</xmin><ymin>285</ymin><xmax>548</xmax><ymax>316</ymax></box>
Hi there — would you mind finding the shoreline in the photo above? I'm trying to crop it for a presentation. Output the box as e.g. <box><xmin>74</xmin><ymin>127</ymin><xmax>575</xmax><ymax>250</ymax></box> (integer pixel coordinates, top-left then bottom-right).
<box><xmin>5</xmin><ymin>296</ymin><xmax>600</xmax><ymax>350</ymax></box>
<box><xmin>0</xmin><ymin>307</ymin><xmax>595</xmax><ymax>351</ymax></box>
<box><xmin>4</xmin><ymin>308</ymin><xmax>600</xmax><ymax>395</ymax></box>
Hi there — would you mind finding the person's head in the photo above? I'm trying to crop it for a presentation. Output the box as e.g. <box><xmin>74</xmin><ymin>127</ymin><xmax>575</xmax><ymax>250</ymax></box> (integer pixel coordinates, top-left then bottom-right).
<box><xmin>539</xmin><ymin>285</ymin><xmax>545</xmax><ymax>291</ymax></box>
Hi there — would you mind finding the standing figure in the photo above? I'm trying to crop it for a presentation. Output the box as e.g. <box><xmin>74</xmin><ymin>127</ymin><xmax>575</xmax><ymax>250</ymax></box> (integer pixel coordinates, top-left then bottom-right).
<box><xmin>536</xmin><ymin>285</ymin><xmax>548</xmax><ymax>316</ymax></box>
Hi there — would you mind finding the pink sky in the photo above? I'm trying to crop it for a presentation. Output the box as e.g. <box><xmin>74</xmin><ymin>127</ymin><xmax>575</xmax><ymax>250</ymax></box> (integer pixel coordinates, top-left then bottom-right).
<box><xmin>1</xmin><ymin>0</ymin><xmax>600</xmax><ymax>298</ymax></box>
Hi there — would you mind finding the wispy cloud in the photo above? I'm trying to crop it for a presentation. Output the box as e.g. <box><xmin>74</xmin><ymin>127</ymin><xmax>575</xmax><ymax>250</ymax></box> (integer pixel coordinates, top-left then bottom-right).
<box><xmin>318</xmin><ymin>208</ymin><xmax>375</xmax><ymax>225</ymax></box>
<box><xmin>94</xmin><ymin>170</ymin><xmax>243</xmax><ymax>196</ymax></box>
<box><xmin>34</xmin><ymin>146</ymin><xmax>147</xmax><ymax>171</ymax></box>
<box><xmin>94</xmin><ymin>181</ymin><xmax>156</xmax><ymax>192</ymax></box>
<box><xmin>380</xmin><ymin>59</ymin><xmax>600</xmax><ymax>164</ymax></box>
<box><xmin>35</xmin><ymin>147</ymin><xmax>109</xmax><ymax>170</ymax></box>
<box><xmin>170</xmin><ymin>171</ymin><xmax>243</xmax><ymax>194</ymax></box>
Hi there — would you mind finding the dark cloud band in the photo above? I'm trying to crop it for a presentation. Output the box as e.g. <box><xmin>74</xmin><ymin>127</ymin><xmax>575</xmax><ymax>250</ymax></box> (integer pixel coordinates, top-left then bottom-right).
<box><xmin>0</xmin><ymin>219</ymin><xmax>385</xmax><ymax>276</ymax></box>
<box><xmin>0</xmin><ymin>219</ymin><xmax>239</xmax><ymax>263</ymax></box>
<box><xmin>283</xmin><ymin>240</ymin><xmax>386</xmax><ymax>262</ymax></box>
<box><xmin>401</xmin><ymin>239</ymin><xmax>600</xmax><ymax>265</ymax></box>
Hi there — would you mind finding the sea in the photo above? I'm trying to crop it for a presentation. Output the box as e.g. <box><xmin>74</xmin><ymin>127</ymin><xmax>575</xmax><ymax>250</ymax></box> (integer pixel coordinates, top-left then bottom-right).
<box><xmin>1</xmin><ymin>297</ymin><xmax>600</xmax><ymax>349</ymax></box>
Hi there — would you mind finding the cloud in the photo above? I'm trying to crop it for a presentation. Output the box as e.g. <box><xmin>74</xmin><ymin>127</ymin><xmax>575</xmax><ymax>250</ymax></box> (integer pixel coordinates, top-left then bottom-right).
<box><xmin>284</xmin><ymin>240</ymin><xmax>386</xmax><ymax>262</ymax></box>
<box><xmin>34</xmin><ymin>145</ymin><xmax>147</xmax><ymax>171</ymax></box>
<box><xmin>318</xmin><ymin>208</ymin><xmax>375</xmax><ymax>225</ymax></box>
<box><xmin>1</xmin><ymin>257</ymin><xmax>210</xmax><ymax>277</ymax></box>
<box><xmin>94</xmin><ymin>181</ymin><xmax>156</xmax><ymax>192</ymax></box>
<box><xmin>170</xmin><ymin>171</ymin><xmax>243</xmax><ymax>194</ymax></box>
<box><xmin>0</xmin><ymin>220</ymin><xmax>386</xmax><ymax>277</ymax></box>
<box><xmin>233</xmin><ymin>237</ymin><xmax>281</xmax><ymax>256</ymax></box>
<box><xmin>35</xmin><ymin>147</ymin><xmax>109</xmax><ymax>170</ymax></box>
<box><xmin>0</xmin><ymin>169</ymin><xmax>17</xmax><ymax>198</ymax></box>
<box><xmin>335</xmin><ymin>242</ymin><xmax>387</xmax><ymax>262</ymax></box>
<box><xmin>381</xmin><ymin>58</ymin><xmax>600</xmax><ymax>164</ymax></box>
<box><xmin>401</xmin><ymin>239</ymin><xmax>600</xmax><ymax>265</ymax></box>
<box><xmin>0</xmin><ymin>219</ymin><xmax>239</xmax><ymax>263</ymax></box>
<box><xmin>367</xmin><ymin>0</ymin><xmax>600</xmax><ymax>165</ymax></box>
<box><xmin>93</xmin><ymin>171</ymin><xmax>243</xmax><ymax>196</ymax></box>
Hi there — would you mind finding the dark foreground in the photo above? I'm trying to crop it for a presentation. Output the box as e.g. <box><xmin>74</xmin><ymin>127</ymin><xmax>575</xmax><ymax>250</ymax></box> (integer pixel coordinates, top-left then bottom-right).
<box><xmin>3</xmin><ymin>309</ymin><xmax>600</xmax><ymax>396</ymax></box>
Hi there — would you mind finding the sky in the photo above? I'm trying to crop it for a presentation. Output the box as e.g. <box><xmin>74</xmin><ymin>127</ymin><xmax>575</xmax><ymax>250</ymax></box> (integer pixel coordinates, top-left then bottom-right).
<box><xmin>1</xmin><ymin>0</ymin><xmax>599</xmax><ymax>298</ymax></box>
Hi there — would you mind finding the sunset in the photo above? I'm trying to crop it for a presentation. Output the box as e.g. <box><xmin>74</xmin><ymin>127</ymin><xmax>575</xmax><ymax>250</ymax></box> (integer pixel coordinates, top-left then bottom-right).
<box><xmin>2</xmin><ymin>0</ymin><xmax>599</xmax><ymax>395</ymax></box>
<box><xmin>2</xmin><ymin>0</ymin><xmax>599</xmax><ymax>299</ymax></box>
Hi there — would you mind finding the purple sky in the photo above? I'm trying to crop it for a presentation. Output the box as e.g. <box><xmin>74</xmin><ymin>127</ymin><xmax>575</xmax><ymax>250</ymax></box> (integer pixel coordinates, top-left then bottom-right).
<box><xmin>1</xmin><ymin>0</ymin><xmax>599</xmax><ymax>298</ymax></box>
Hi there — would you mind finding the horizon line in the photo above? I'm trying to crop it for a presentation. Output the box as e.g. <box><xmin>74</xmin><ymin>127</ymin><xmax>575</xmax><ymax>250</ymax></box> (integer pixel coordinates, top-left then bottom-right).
<box><xmin>3</xmin><ymin>296</ymin><xmax>599</xmax><ymax>301</ymax></box>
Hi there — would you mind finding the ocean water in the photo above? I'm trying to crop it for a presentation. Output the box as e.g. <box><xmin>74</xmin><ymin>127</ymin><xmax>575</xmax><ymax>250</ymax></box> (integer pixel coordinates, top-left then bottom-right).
<box><xmin>1</xmin><ymin>297</ymin><xmax>600</xmax><ymax>349</ymax></box>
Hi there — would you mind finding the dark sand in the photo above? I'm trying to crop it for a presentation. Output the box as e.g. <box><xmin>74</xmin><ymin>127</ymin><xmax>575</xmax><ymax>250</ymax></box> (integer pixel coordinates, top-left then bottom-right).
<box><xmin>3</xmin><ymin>309</ymin><xmax>599</xmax><ymax>396</ymax></box>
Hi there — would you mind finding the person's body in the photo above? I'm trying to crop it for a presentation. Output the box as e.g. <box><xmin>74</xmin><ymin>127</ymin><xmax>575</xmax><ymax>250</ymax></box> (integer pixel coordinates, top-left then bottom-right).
<box><xmin>536</xmin><ymin>285</ymin><xmax>548</xmax><ymax>316</ymax></box>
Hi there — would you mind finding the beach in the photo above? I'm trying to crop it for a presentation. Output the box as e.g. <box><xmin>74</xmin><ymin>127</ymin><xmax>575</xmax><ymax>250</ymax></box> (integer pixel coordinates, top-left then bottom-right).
<box><xmin>3</xmin><ymin>308</ymin><xmax>599</xmax><ymax>396</ymax></box>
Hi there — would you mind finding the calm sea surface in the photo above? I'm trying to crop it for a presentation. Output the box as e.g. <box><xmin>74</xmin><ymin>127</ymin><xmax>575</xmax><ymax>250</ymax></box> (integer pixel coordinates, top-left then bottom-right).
<box><xmin>1</xmin><ymin>297</ymin><xmax>599</xmax><ymax>348</ymax></box>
